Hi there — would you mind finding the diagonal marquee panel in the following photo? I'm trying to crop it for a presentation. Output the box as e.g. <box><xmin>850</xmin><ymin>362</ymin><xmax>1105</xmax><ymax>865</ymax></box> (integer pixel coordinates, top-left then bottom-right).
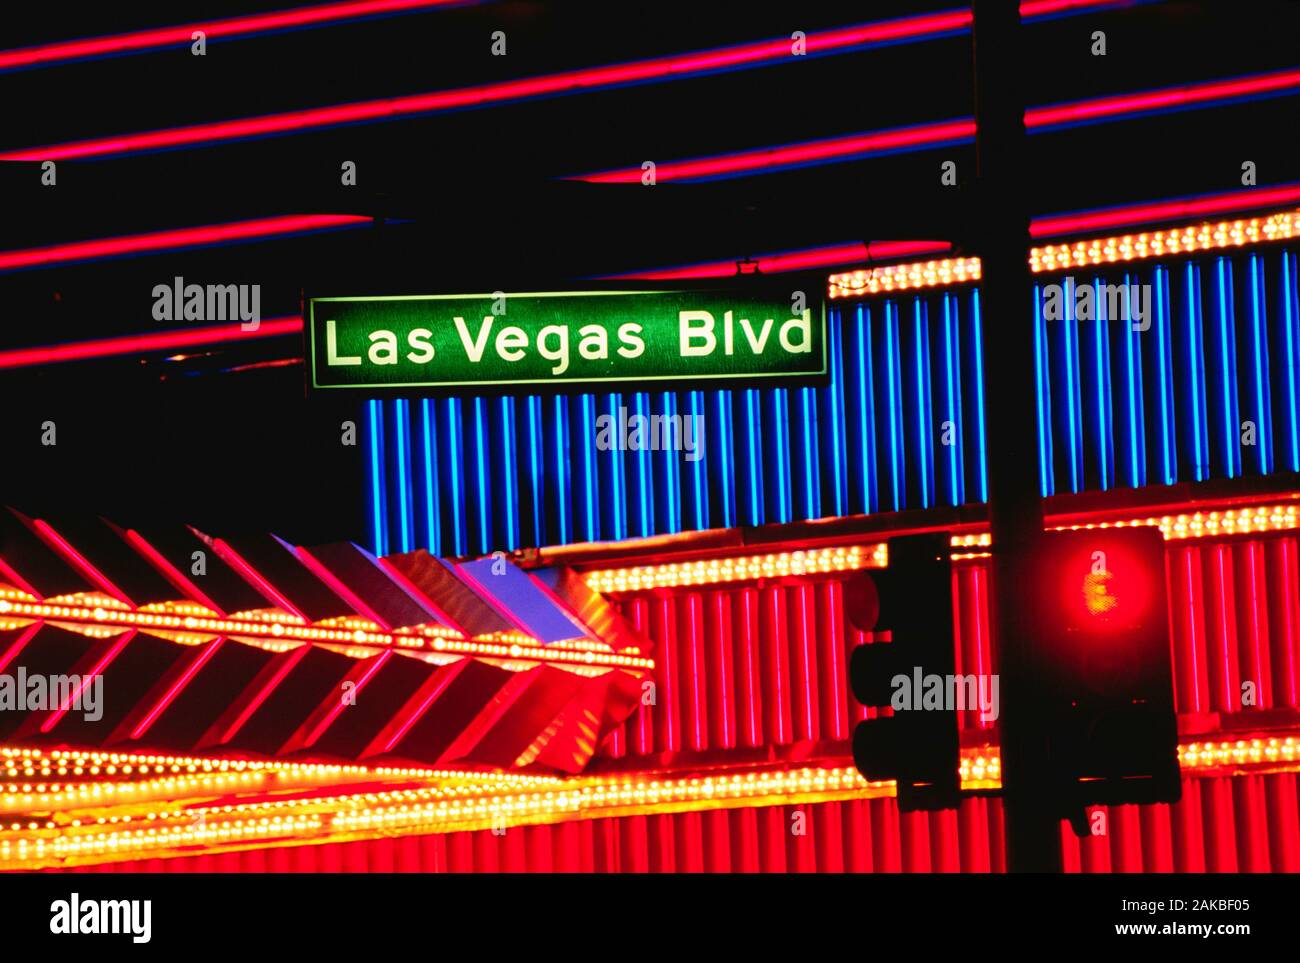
<box><xmin>0</xmin><ymin>509</ymin><xmax>653</xmax><ymax>773</ymax></box>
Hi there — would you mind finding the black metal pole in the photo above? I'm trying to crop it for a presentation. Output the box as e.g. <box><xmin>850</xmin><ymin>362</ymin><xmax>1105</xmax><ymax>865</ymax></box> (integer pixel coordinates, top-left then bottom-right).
<box><xmin>971</xmin><ymin>0</ymin><xmax>1061</xmax><ymax>871</ymax></box>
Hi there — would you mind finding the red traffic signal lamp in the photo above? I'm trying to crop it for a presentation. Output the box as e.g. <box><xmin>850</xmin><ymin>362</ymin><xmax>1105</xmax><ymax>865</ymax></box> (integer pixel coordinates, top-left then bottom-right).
<box><xmin>1022</xmin><ymin>526</ymin><xmax>1180</xmax><ymax>814</ymax></box>
<box><xmin>848</xmin><ymin>532</ymin><xmax>960</xmax><ymax>812</ymax></box>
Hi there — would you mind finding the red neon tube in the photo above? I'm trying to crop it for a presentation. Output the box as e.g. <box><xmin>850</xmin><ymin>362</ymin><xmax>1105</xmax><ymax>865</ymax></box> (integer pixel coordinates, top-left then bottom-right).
<box><xmin>124</xmin><ymin>529</ymin><xmax>228</xmax><ymax>616</ymax></box>
<box><xmin>1026</xmin><ymin>66</ymin><xmax>1300</xmax><ymax>129</ymax></box>
<box><xmin>30</xmin><ymin>518</ymin><xmax>133</xmax><ymax>607</ymax></box>
<box><xmin>39</xmin><ymin>630</ymin><xmax>137</xmax><ymax>733</ymax></box>
<box><xmin>0</xmin><ymin>318</ymin><xmax>302</xmax><ymax>370</ymax></box>
<box><xmin>0</xmin><ymin>0</ymin><xmax>476</xmax><ymax>72</ymax></box>
<box><xmin>0</xmin><ymin>0</ymin><xmax>1132</xmax><ymax>75</ymax></box>
<box><xmin>1030</xmin><ymin>183</ymin><xmax>1300</xmax><ymax>238</ymax></box>
<box><xmin>579</xmin><ymin>120</ymin><xmax>977</xmax><ymax>184</ymax></box>
<box><xmin>0</xmin><ymin>4</ymin><xmax>1143</xmax><ymax>163</ymax></box>
<box><xmin>300</xmin><ymin>650</ymin><xmax>393</xmax><ymax>747</ymax></box>
<box><xmin>129</xmin><ymin>638</ymin><xmax>226</xmax><ymax>739</ymax></box>
<box><xmin>577</xmin><ymin>68</ymin><xmax>1300</xmax><ymax>183</ymax></box>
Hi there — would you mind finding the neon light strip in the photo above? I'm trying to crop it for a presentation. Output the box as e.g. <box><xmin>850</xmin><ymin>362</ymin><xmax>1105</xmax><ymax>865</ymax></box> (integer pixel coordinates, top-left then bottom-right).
<box><xmin>211</xmin><ymin>645</ymin><xmax>313</xmax><ymax>744</ymax></box>
<box><xmin>829</xmin><ymin>210</ymin><xmax>1300</xmax><ymax>298</ymax></box>
<box><xmin>0</xmin><ymin>318</ymin><xmax>302</xmax><ymax>369</ymax></box>
<box><xmin>211</xmin><ymin>538</ymin><xmax>309</xmax><ymax>621</ymax></box>
<box><xmin>39</xmin><ymin>630</ymin><xmax>136</xmax><ymax>733</ymax></box>
<box><xmin>129</xmin><ymin>638</ymin><xmax>226</xmax><ymax>739</ymax></box>
<box><xmin>376</xmin><ymin>661</ymin><xmax>468</xmax><ymax>753</ymax></box>
<box><xmin>1032</xmin><ymin>183</ymin><xmax>1300</xmax><ymax>238</ymax></box>
<box><xmin>123</xmin><ymin>529</ymin><xmax>226</xmax><ymax>616</ymax></box>
<box><xmin>578</xmin><ymin>68</ymin><xmax>1300</xmax><ymax>183</ymax></box>
<box><xmin>29</xmin><ymin>519</ymin><xmax>131</xmax><ymax>606</ymax></box>
<box><xmin>1032</xmin><ymin>284</ymin><xmax>1054</xmax><ymax>496</ymax></box>
<box><xmin>586</xmin><ymin>503</ymin><xmax>1300</xmax><ymax>591</ymax></box>
<box><xmin>1285</xmin><ymin>253</ymin><xmax>1300</xmax><ymax>471</ymax></box>
<box><xmin>0</xmin><ymin>214</ymin><xmax>369</xmax><ymax>272</ymax></box>
<box><xmin>0</xmin><ymin>20</ymin><xmax>972</xmax><ymax>162</ymax></box>
<box><xmin>830</xmin><ymin>258</ymin><xmax>982</xmax><ymax>298</ymax></box>
<box><xmin>579</xmin><ymin>119</ymin><xmax>976</xmax><ymax>183</ymax></box>
<box><xmin>0</xmin><ymin>1</ymin><xmax>477</xmax><ymax>72</ymax></box>
<box><xmin>301</xmin><ymin>649</ymin><xmax>392</xmax><ymax>747</ymax></box>
<box><xmin>0</xmin><ymin>1</ymin><xmax>1140</xmax><ymax>75</ymax></box>
<box><xmin>1026</xmin><ymin>66</ymin><xmax>1300</xmax><ymax>129</ymax></box>
<box><xmin>394</xmin><ymin>399</ymin><xmax>413</xmax><ymax>553</ymax></box>
<box><xmin>1123</xmin><ymin>271</ymin><xmax>1144</xmax><ymax>488</ymax></box>
<box><xmin>1154</xmin><ymin>267</ymin><xmax>1176</xmax><ymax>485</ymax></box>
<box><xmin>1216</xmin><ymin>257</ymin><xmax>1240</xmax><ymax>478</ymax></box>
<box><xmin>0</xmin><ymin>556</ymin><xmax>43</xmax><ymax>600</ymax></box>
<box><xmin>0</xmin><ymin>745</ymin><xmax>558</xmax><ymax>784</ymax></box>
<box><xmin>585</xmin><ymin>544</ymin><xmax>887</xmax><ymax>593</ymax></box>
<box><xmin>0</xmin><ymin>4</ymin><xmax>1158</xmax><ymax>163</ymax></box>
<box><xmin>0</xmin><ymin>624</ymin><xmax>42</xmax><ymax>675</ymax></box>
<box><xmin>4</xmin><ymin>735</ymin><xmax>1299</xmax><ymax>869</ymax></box>
<box><xmin>0</xmin><ymin>593</ymin><xmax>653</xmax><ymax>669</ymax></box>
<box><xmin>970</xmin><ymin>290</ymin><xmax>989</xmax><ymax>502</ymax></box>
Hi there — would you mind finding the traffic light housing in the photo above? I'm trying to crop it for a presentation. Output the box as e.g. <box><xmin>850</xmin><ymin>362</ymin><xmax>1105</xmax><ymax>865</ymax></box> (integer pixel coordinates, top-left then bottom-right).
<box><xmin>1022</xmin><ymin>526</ymin><xmax>1180</xmax><ymax>812</ymax></box>
<box><xmin>848</xmin><ymin>532</ymin><xmax>960</xmax><ymax>811</ymax></box>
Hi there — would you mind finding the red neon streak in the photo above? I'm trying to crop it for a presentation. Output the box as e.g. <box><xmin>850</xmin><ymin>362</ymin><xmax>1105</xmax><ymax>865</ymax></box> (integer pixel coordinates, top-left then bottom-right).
<box><xmin>581</xmin><ymin>68</ymin><xmax>1300</xmax><ymax>184</ymax></box>
<box><xmin>0</xmin><ymin>0</ymin><xmax>1132</xmax><ymax>76</ymax></box>
<box><xmin>377</xmin><ymin>659</ymin><xmax>471</xmax><ymax>753</ymax></box>
<box><xmin>0</xmin><ymin>7</ymin><xmax>1232</xmax><ymax>165</ymax></box>
<box><xmin>374</xmin><ymin>555</ymin><xmax>465</xmax><ymax>634</ymax></box>
<box><xmin>0</xmin><ymin>1</ymin><xmax>472</xmax><ymax>72</ymax></box>
<box><xmin>607</xmin><ymin>240</ymin><xmax>950</xmax><ymax>281</ymax></box>
<box><xmin>1027</xmin><ymin>67</ymin><xmax>1300</xmax><ymax>129</ymax></box>
<box><xmin>0</xmin><ymin>554</ymin><xmax>44</xmax><ymax>600</ymax></box>
<box><xmin>215</xmin><ymin>644</ymin><xmax>312</xmax><ymax>744</ymax></box>
<box><xmin>0</xmin><ymin>623</ymin><xmax>43</xmax><ymax>675</ymax></box>
<box><xmin>129</xmin><ymin>638</ymin><xmax>225</xmax><ymax>739</ymax></box>
<box><xmin>124</xmin><ymin>529</ymin><xmax>225</xmax><ymax>616</ymax></box>
<box><xmin>579</xmin><ymin>119</ymin><xmax>976</xmax><ymax>184</ymax></box>
<box><xmin>0</xmin><ymin>17</ymin><xmax>979</xmax><ymax>162</ymax></box>
<box><xmin>302</xmin><ymin>649</ymin><xmax>392</xmax><ymax>746</ymax></box>
<box><xmin>294</xmin><ymin>546</ymin><xmax>391</xmax><ymax>630</ymax></box>
<box><xmin>0</xmin><ymin>214</ymin><xmax>368</xmax><ymax>271</ymax></box>
<box><xmin>31</xmin><ymin>519</ymin><xmax>133</xmax><ymax>607</ymax></box>
<box><xmin>40</xmin><ymin>629</ymin><xmax>136</xmax><ymax>733</ymax></box>
<box><xmin>0</xmin><ymin>318</ymin><xmax>301</xmax><ymax>370</ymax></box>
<box><xmin>212</xmin><ymin>538</ymin><xmax>308</xmax><ymax>621</ymax></box>
<box><xmin>1031</xmin><ymin>183</ymin><xmax>1300</xmax><ymax>238</ymax></box>
<box><xmin>1021</xmin><ymin>0</ymin><xmax>1130</xmax><ymax>13</ymax></box>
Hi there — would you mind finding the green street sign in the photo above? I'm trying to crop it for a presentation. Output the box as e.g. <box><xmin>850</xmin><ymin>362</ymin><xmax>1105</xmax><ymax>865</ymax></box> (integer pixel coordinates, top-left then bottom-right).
<box><xmin>306</xmin><ymin>290</ymin><xmax>826</xmax><ymax>393</ymax></box>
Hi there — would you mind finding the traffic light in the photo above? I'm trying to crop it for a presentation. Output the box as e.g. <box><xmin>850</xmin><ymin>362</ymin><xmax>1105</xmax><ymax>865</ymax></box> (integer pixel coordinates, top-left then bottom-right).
<box><xmin>1022</xmin><ymin>526</ymin><xmax>1180</xmax><ymax>813</ymax></box>
<box><xmin>848</xmin><ymin>532</ymin><xmax>960</xmax><ymax>811</ymax></box>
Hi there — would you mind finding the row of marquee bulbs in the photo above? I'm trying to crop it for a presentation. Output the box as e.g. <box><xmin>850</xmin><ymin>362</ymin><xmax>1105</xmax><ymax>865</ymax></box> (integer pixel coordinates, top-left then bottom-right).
<box><xmin>583</xmin><ymin>504</ymin><xmax>1300</xmax><ymax>592</ymax></box>
<box><xmin>2</xmin><ymin>737</ymin><xmax>1298</xmax><ymax>867</ymax></box>
<box><xmin>827</xmin><ymin>210</ymin><xmax>1300</xmax><ymax>299</ymax></box>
